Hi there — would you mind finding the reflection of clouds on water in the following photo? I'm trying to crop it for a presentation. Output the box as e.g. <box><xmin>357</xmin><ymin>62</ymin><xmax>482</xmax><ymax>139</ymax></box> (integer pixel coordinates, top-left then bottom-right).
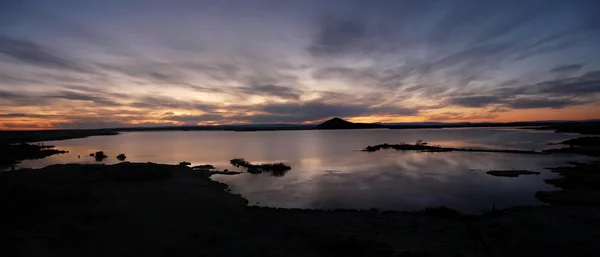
<box><xmin>307</xmin><ymin>155</ymin><xmax>540</xmax><ymax>212</ymax></box>
<box><xmin>16</xmin><ymin>128</ymin><xmax>596</xmax><ymax>212</ymax></box>
<box><xmin>218</xmin><ymin>151</ymin><xmax>594</xmax><ymax>213</ymax></box>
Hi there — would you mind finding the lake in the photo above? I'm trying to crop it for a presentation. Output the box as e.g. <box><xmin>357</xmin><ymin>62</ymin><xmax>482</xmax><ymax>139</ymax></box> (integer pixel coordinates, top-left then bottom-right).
<box><xmin>19</xmin><ymin>127</ymin><xmax>594</xmax><ymax>213</ymax></box>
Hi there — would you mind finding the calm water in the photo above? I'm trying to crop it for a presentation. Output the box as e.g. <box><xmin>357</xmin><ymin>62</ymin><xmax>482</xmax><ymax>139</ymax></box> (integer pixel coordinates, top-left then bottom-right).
<box><xmin>20</xmin><ymin>127</ymin><xmax>594</xmax><ymax>213</ymax></box>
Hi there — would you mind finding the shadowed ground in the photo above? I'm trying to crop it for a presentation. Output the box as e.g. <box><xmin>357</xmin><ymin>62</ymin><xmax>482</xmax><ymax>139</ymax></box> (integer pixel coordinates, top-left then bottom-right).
<box><xmin>2</xmin><ymin>162</ymin><xmax>600</xmax><ymax>257</ymax></box>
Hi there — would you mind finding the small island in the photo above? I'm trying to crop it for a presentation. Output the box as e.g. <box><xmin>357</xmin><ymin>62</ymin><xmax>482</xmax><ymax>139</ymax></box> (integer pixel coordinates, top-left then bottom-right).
<box><xmin>93</xmin><ymin>151</ymin><xmax>108</xmax><ymax>161</ymax></box>
<box><xmin>230</xmin><ymin>158</ymin><xmax>291</xmax><ymax>176</ymax></box>
<box><xmin>117</xmin><ymin>153</ymin><xmax>127</xmax><ymax>161</ymax></box>
<box><xmin>362</xmin><ymin>141</ymin><xmax>542</xmax><ymax>154</ymax></box>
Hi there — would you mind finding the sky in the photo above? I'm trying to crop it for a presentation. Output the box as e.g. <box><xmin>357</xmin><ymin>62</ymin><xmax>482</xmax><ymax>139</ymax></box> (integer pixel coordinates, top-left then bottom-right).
<box><xmin>1</xmin><ymin>0</ymin><xmax>600</xmax><ymax>130</ymax></box>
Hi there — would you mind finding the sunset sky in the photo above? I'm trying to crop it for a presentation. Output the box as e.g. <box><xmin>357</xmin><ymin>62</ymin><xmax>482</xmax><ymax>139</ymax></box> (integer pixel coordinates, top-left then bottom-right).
<box><xmin>1</xmin><ymin>0</ymin><xmax>600</xmax><ymax>130</ymax></box>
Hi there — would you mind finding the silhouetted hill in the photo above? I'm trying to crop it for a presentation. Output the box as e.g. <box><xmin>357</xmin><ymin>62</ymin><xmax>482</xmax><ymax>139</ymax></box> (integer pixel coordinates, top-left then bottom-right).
<box><xmin>316</xmin><ymin>118</ymin><xmax>385</xmax><ymax>130</ymax></box>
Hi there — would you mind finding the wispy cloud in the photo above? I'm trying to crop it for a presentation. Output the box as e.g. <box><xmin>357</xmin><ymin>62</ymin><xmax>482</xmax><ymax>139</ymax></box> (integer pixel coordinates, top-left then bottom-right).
<box><xmin>0</xmin><ymin>35</ymin><xmax>86</xmax><ymax>72</ymax></box>
<box><xmin>1</xmin><ymin>0</ymin><xmax>600</xmax><ymax>129</ymax></box>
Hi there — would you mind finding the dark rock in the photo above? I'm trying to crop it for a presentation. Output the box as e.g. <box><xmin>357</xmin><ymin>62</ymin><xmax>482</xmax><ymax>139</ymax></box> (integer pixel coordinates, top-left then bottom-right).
<box><xmin>94</xmin><ymin>151</ymin><xmax>108</xmax><ymax>162</ymax></box>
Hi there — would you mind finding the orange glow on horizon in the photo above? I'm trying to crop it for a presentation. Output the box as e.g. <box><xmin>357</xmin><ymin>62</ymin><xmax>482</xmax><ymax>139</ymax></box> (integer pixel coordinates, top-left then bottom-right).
<box><xmin>2</xmin><ymin>104</ymin><xmax>600</xmax><ymax>130</ymax></box>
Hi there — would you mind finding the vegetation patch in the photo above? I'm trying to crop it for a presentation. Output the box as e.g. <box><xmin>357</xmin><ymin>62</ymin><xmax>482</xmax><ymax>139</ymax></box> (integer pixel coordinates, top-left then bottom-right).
<box><xmin>363</xmin><ymin>140</ymin><xmax>541</xmax><ymax>154</ymax></box>
<box><xmin>229</xmin><ymin>158</ymin><xmax>291</xmax><ymax>176</ymax></box>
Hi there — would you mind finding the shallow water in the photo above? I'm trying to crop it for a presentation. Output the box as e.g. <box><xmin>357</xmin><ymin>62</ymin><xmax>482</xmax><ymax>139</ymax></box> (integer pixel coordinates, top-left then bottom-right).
<box><xmin>19</xmin><ymin>127</ymin><xmax>594</xmax><ymax>212</ymax></box>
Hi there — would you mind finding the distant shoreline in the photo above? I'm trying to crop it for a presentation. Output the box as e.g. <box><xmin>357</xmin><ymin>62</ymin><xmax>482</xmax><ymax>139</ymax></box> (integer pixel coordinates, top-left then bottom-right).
<box><xmin>2</xmin><ymin>120</ymin><xmax>598</xmax><ymax>144</ymax></box>
<box><xmin>0</xmin><ymin>130</ymin><xmax>119</xmax><ymax>145</ymax></box>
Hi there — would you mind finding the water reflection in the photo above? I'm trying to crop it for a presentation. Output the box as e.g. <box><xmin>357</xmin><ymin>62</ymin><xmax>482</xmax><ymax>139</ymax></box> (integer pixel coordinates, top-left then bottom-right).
<box><xmin>214</xmin><ymin>152</ymin><xmax>593</xmax><ymax>213</ymax></box>
<box><xmin>16</xmin><ymin>128</ymin><xmax>594</xmax><ymax>212</ymax></box>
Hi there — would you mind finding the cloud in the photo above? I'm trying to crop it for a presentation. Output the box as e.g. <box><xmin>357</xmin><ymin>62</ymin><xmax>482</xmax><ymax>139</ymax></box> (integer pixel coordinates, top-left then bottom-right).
<box><xmin>549</xmin><ymin>64</ymin><xmax>583</xmax><ymax>73</ymax></box>
<box><xmin>236</xmin><ymin>85</ymin><xmax>302</xmax><ymax>100</ymax></box>
<box><xmin>0</xmin><ymin>35</ymin><xmax>85</xmax><ymax>72</ymax></box>
<box><xmin>52</xmin><ymin>121</ymin><xmax>175</xmax><ymax>130</ymax></box>
<box><xmin>256</xmin><ymin>101</ymin><xmax>417</xmax><ymax>123</ymax></box>
<box><xmin>308</xmin><ymin>18</ymin><xmax>367</xmax><ymax>56</ymax></box>
<box><xmin>0</xmin><ymin>89</ymin><xmax>45</xmax><ymax>106</ymax></box>
<box><xmin>505</xmin><ymin>98</ymin><xmax>579</xmax><ymax>109</ymax></box>
<box><xmin>1</xmin><ymin>0</ymin><xmax>600</xmax><ymax>128</ymax></box>
<box><xmin>446</xmin><ymin>71</ymin><xmax>600</xmax><ymax>110</ymax></box>
<box><xmin>0</xmin><ymin>113</ymin><xmax>56</xmax><ymax>118</ymax></box>
<box><xmin>129</xmin><ymin>96</ymin><xmax>200</xmax><ymax>110</ymax></box>
<box><xmin>422</xmin><ymin>43</ymin><xmax>513</xmax><ymax>73</ymax></box>
<box><xmin>0</xmin><ymin>88</ymin><xmax>125</xmax><ymax>108</ymax></box>
<box><xmin>425</xmin><ymin>111</ymin><xmax>499</xmax><ymax>121</ymax></box>
<box><xmin>161</xmin><ymin>114</ymin><xmax>225</xmax><ymax>124</ymax></box>
<box><xmin>448</xmin><ymin>96</ymin><xmax>501</xmax><ymax>108</ymax></box>
<box><xmin>50</xmin><ymin>90</ymin><xmax>121</xmax><ymax>106</ymax></box>
<box><xmin>535</xmin><ymin>71</ymin><xmax>600</xmax><ymax>96</ymax></box>
<box><xmin>0</xmin><ymin>73</ymin><xmax>40</xmax><ymax>85</ymax></box>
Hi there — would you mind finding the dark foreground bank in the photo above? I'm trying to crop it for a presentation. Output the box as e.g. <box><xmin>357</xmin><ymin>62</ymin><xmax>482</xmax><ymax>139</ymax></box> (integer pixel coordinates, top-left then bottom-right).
<box><xmin>0</xmin><ymin>144</ymin><xmax>67</xmax><ymax>169</ymax></box>
<box><xmin>2</xmin><ymin>162</ymin><xmax>600</xmax><ymax>257</ymax></box>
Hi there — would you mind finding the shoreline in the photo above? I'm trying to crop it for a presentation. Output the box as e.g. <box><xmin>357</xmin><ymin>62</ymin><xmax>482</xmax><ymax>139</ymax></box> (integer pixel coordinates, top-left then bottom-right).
<box><xmin>1</xmin><ymin>120</ymin><xmax>597</xmax><ymax>144</ymax></box>
<box><xmin>2</xmin><ymin>161</ymin><xmax>600</xmax><ymax>256</ymax></box>
<box><xmin>0</xmin><ymin>130</ymin><xmax>119</xmax><ymax>145</ymax></box>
